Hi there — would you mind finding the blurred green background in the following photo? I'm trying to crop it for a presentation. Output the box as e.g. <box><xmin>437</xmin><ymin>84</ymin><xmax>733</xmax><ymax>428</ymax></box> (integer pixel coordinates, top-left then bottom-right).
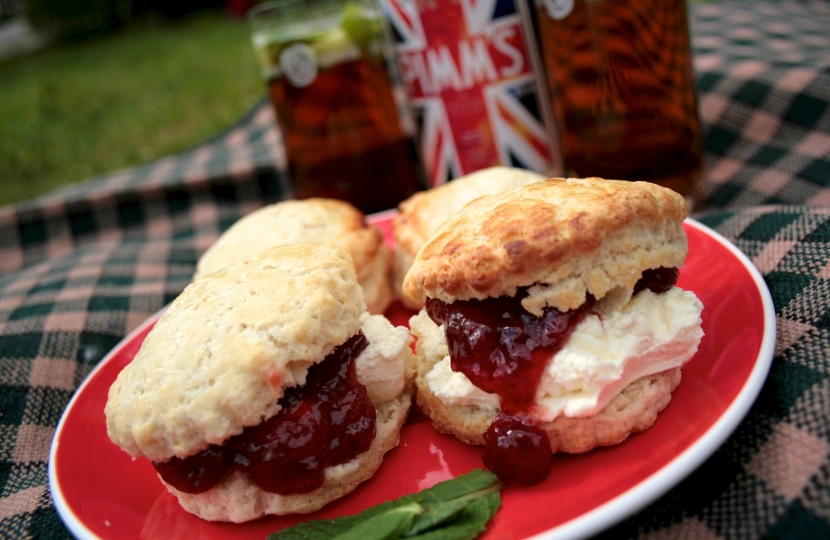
<box><xmin>0</xmin><ymin>0</ymin><xmax>713</xmax><ymax>208</ymax></box>
<box><xmin>0</xmin><ymin>0</ymin><xmax>264</xmax><ymax>207</ymax></box>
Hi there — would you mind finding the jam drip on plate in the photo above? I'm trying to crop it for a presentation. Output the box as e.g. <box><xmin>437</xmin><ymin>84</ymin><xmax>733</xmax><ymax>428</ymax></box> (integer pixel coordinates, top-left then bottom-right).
<box><xmin>426</xmin><ymin>267</ymin><xmax>679</xmax><ymax>485</ymax></box>
<box><xmin>483</xmin><ymin>415</ymin><xmax>553</xmax><ymax>485</ymax></box>
<box><xmin>154</xmin><ymin>332</ymin><xmax>375</xmax><ymax>495</ymax></box>
<box><xmin>427</xmin><ymin>291</ymin><xmax>592</xmax><ymax>484</ymax></box>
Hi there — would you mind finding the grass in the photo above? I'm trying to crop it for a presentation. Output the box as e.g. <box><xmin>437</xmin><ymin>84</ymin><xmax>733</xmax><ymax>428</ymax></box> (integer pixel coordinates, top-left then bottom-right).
<box><xmin>0</xmin><ymin>10</ymin><xmax>265</xmax><ymax>207</ymax></box>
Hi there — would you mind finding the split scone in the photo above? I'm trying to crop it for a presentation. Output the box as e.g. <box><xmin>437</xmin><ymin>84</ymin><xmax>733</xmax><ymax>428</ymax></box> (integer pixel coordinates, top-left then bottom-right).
<box><xmin>106</xmin><ymin>244</ymin><xmax>414</xmax><ymax>522</ymax></box>
<box><xmin>393</xmin><ymin>166</ymin><xmax>545</xmax><ymax>309</ymax></box>
<box><xmin>194</xmin><ymin>198</ymin><xmax>393</xmax><ymax>314</ymax></box>
<box><xmin>403</xmin><ymin>178</ymin><xmax>704</xmax><ymax>484</ymax></box>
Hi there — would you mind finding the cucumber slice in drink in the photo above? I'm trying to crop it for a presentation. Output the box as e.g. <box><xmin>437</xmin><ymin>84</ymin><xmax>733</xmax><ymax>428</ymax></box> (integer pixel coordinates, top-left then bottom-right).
<box><xmin>311</xmin><ymin>25</ymin><xmax>357</xmax><ymax>66</ymax></box>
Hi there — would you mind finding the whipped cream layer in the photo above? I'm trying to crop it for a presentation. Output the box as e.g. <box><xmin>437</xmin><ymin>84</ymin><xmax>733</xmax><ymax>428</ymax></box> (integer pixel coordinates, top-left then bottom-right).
<box><xmin>355</xmin><ymin>313</ymin><xmax>413</xmax><ymax>404</ymax></box>
<box><xmin>418</xmin><ymin>287</ymin><xmax>704</xmax><ymax>420</ymax></box>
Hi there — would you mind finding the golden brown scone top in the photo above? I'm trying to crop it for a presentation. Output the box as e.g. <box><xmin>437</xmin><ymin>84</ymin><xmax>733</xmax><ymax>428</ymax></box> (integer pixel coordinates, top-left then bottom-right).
<box><xmin>392</xmin><ymin>166</ymin><xmax>544</xmax><ymax>309</ymax></box>
<box><xmin>194</xmin><ymin>198</ymin><xmax>392</xmax><ymax>313</ymax></box>
<box><xmin>106</xmin><ymin>244</ymin><xmax>365</xmax><ymax>463</ymax></box>
<box><xmin>393</xmin><ymin>166</ymin><xmax>546</xmax><ymax>258</ymax></box>
<box><xmin>403</xmin><ymin>177</ymin><xmax>689</xmax><ymax>313</ymax></box>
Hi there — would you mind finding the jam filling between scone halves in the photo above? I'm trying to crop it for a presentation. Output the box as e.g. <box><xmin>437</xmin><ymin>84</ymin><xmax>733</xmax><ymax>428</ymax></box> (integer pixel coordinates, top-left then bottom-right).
<box><xmin>426</xmin><ymin>267</ymin><xmax>680</xmax><ymax>485</ymax></box>
<box><xmin>154</xmin><ymin>332</ymin><xmax>376</xmax><ymax>495</ymax></box>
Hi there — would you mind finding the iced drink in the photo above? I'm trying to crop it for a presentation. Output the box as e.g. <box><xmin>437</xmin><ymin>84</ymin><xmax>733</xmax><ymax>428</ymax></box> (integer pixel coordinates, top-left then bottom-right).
<box><xmin>536</xmin><ymin>0</ymin><xmax>704</xmax><ymax>200</ymax></box>
<box><xmin>251</xmin><ymin>0</ymin><xmax>423</xmax><ymax>214</ymax></box>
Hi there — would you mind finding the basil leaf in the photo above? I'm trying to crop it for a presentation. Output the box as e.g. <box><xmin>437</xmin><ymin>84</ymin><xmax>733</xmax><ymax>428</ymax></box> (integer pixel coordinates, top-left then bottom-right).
<box><xmin>408</xmin><ymin>492</ymin><xmax>501</xmax><ymax>540</ymax></box>
<box><xmin>418</xmin><ymin>469</ymin><xmax>499</xmax><ymax>506</ymax></box>
<box><xmin>331</xmin><ymin>502</ymin><xmax>422</xmax><ymax>540</ymax></box>
<box><xmin>266</xmin><ymin>469</ymin><xmax>501</xmax><ymax>540</ymax></box>
<box><xmin>406</xmin><ymin>498</ymin><xmax>469</xmax><ymax>536</ymax></box>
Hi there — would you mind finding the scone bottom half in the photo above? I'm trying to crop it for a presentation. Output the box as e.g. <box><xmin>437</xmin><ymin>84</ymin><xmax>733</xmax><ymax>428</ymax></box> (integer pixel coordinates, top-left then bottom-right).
<box><xmin>404</xmin><ymin>178</ymin><xmax>704</xmax><ymax>486</ymax></box>
<box><xmin>104</xmin><ymin>244</ymin><xmax>414</xmax><ymax>522</ymax></box>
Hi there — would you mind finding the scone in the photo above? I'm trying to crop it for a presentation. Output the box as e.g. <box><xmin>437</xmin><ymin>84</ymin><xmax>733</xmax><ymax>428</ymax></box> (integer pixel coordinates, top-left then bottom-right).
<box><xmin>393</xmin><ymin>166</ymin><xmax>545</xmax><ymax>309</ymax></box>
<box><xmin>194</xmin><ymin>198</ymin><xmax>393</xmax><ymax>314</ymax></box>
<box><xmin>106</xmin><ymin>244</ymin><xmax>414</xmax><ymax>522</ymax></box>
<box><xmin>403</xmin><ymin>178</ymin><xmax>704</xmax><ymax>484</ymax></box>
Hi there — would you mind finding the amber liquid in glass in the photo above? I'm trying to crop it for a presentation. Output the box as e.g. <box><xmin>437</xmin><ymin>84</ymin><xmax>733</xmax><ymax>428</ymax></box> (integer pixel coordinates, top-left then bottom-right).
<box><xmin>536</xmin><ymin>0</ymin><xmax>703</xmax><ymax>199</ymax></box>
<box><xmin>268</xmin><ymin>57</ymin><xmax>423</xmax><ymax>214</ymax></box>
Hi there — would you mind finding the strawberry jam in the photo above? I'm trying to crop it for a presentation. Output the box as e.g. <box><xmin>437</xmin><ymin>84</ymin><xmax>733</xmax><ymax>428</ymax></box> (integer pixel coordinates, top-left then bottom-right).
<box><xmin>483</xmin><ymin>414</ymin><xmax>552</xmax><ymax>485</ymax></box>
<box><xmin>426</xmin><ymin>290</ymin><xmax>592</xmax><ymax>484</ymax></box>
<box><xmin>154</xmin><ymin>332</ymin><xmax>375</xmax><ymax>495</ymax></box>
<box><xmin>427</xmin><ymin>267</ymin><xmax>679</xmax><ymax>485</ymax></box>
<box><xmin>634</xmin><ymin>267</ymin><xmax>680</xmax><ymax>295</ymax></box>
<box><xmin>426</xmin><ymin>292</ymin><xmax>594</xmax><ymax>411</ymax></box>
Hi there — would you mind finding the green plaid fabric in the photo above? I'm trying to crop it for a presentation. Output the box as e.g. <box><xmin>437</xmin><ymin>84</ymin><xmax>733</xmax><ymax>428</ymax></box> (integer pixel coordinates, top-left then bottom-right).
<box><xmin>0</xmin><ymin>101</ymin><xmax>286</xmax><ymax>278</ymax></box>
<box><xmin>694</xmin><ymin>1</ymin><xmax>830</xmax><ymax>209</ymax></box>
<box><xmin>1</xmin><ymin>0</ymin><xmax>829</xmax><ymax>538</ymax></box>
<box><xmin>599</xmin><ymin>206</ymin><xmax>830</xmax><ymax>540</ymax></box>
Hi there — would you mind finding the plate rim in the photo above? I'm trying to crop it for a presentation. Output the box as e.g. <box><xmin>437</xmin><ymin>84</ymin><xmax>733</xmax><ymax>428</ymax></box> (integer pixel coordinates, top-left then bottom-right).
<box><xmin>527</xmin><ymin>217</ymin><xmax>776</xmax><ymax>540</ymax></box>
<box><xmin>49</xmin><ymin>306</ymin><xmax>167</xmax><ymax>540</ymax></box>
<box><xmin>48</xmin><ymin>216</ymin><xmax>777</xmax><ymax>540</ymax></box>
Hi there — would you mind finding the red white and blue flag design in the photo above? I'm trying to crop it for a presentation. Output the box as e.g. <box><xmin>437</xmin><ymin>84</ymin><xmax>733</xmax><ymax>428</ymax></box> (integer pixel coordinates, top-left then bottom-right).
<box><xmin>381</xmin><ymin>0</ymin><xmax>560</xmax><ymax>186</ymax></box>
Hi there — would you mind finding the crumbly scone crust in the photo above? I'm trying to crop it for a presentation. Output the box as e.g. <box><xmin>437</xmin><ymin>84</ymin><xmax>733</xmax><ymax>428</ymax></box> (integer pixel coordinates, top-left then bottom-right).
<box><xmin>106</xmin><ymin>244</ymin><xmax>366</xmax><ymax>462</ymax></box>
<box><xmin>403</xmin><ymin>178</ymin><xmax>689</xmax><ymax>313</ymax></box>
<box><xmin>392</xmin><ymin>167</ymin><xmax>545</xmax><ymax>308</ymax></box>
<box><xmin>410</xmin><ymin>318</ymin><xmax>680</xmax><ymax>453</ymax></box>
<box><xmin>168</xmin><ymin>391</ymin><xmax>412</xmax><ymax>522</ymax></box>
<box><xmin>333</xmin><ymin>225</ymin><xmax>394</xmax><ymax>314</ymax></box>
<box><xmin>392</xmin><ymin>243</ymin><xmax>419</xmax><ymax>310</ymax></box>
<box><xmin>194</xmin><ymin>198</ymin><xmax>393</xmax><ymax>314</ymax></box>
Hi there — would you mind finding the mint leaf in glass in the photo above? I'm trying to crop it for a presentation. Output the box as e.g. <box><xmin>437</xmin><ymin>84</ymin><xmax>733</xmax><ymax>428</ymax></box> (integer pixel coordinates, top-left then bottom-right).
<box><xmin>339</xmin><ymin>1</ymin><xmax>382</xmax><ymax>50</ymax></box>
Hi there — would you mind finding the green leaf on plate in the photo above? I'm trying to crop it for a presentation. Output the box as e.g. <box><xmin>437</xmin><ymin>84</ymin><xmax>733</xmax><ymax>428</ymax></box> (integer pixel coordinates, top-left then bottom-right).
<box><xmin>266</xmin><ymin>469</ymin><xmax>501</xmax><ymax>540</ymax></box>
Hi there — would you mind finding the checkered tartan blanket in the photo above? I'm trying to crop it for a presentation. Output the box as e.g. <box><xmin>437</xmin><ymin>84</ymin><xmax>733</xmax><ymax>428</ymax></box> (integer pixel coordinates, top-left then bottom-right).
<box><xmin>1</xmin><ymin>1</ymin><xmax>829</xmax><ymax>538</ymax></box>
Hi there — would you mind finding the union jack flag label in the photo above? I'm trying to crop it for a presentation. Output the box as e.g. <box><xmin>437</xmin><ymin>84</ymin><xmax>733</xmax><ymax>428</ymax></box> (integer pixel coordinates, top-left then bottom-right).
<box><xmin>381</xmin><ymin>0</ymin><xmax>562</xmax><ymax>186</ymax></box>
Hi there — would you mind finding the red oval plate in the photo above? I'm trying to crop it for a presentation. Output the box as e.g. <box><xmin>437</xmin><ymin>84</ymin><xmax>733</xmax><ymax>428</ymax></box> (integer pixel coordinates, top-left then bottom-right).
<box><xmin>49</xmin><ymin>215</ymin><xmax>775</xmax><ymax>540</ymax></box>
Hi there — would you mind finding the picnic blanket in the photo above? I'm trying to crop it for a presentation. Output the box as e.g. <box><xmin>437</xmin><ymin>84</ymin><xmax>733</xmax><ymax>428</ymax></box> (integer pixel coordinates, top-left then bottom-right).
<box><xmin>1</xmin><ymin>1</ymin><xmax>829</xmax><ymax>538</ymax></box>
